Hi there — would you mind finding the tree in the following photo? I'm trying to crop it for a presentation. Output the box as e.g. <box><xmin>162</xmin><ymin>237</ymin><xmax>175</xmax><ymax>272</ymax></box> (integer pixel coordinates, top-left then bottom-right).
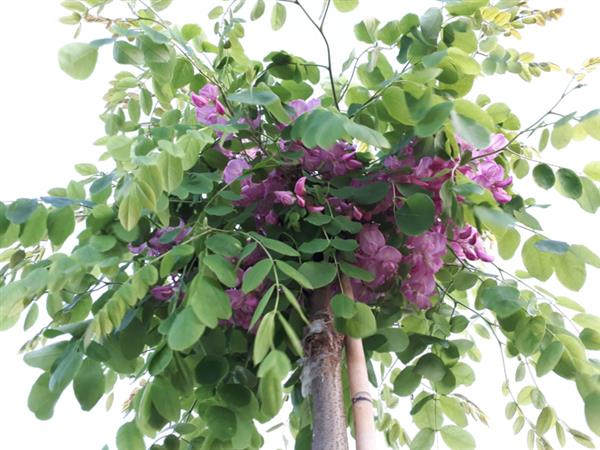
<box><xmin>1</xmin><ymin>1</ymin><xmax>600</xmax><ymax>449</ymax></box>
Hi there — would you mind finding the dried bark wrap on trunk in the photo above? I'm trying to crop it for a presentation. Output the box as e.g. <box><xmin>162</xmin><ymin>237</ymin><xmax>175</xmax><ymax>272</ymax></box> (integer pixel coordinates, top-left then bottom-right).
<box><xmin>303</xmin><ymin>287</ymin><xmax>349</xmax><ymax>450</ymax></box>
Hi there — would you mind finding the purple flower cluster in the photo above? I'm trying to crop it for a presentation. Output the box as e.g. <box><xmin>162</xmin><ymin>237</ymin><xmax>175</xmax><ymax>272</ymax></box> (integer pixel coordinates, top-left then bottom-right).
<box><xmin>402</xmin><ymin>228</ymin><xmax>448</xmax><ymax>309</ymax></box>
<box><xmin>128</xmin><ymin>220</ymin><xmax>192</xmax><ymax>257</ymax></box>
<box><xmin>188</xmin><ymin>88</ymin><xmax>514</xmax><ymax>312</ymax></box>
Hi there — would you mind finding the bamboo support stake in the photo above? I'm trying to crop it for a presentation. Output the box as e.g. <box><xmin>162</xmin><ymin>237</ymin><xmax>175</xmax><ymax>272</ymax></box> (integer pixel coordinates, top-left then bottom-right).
<box><xmin>341</xmin><ymin>275</ymin><xmax>377</xmax><ymax>450</ymax></box>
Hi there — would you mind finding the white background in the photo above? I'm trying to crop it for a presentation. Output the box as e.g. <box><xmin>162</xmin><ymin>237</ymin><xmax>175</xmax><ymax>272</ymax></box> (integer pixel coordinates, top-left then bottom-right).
<box><xmin>0</xmin><ymin>1</ymin><xmax>599</xmax><ymax>449</ymax></box>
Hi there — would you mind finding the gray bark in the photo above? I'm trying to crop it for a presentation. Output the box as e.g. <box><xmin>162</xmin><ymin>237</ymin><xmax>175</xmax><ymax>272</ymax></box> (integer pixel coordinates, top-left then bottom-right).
<box><xmin>303</xmin><ymin>287</ymin><xmax>349</xmax><ymax>450</ymax></box>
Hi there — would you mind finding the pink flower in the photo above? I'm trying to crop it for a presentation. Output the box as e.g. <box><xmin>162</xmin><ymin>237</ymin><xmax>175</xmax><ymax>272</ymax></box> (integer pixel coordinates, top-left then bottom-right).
<box><xmin>150</xmin><ymin>285</ymin><xmax>175</xmax><ymax>301</ymax></box>
<box><xmin>358</xmin><ymin>224</ymin><xmax>386</xmax><ymax>256</ymax></box>
<box><xmin>449</xmin><ymin>225</ymin><xmax>494</xmax><ymax>262</ymax></box>
<box><xmin>223</xmin><ymin>159</ymin><xmax>250</xmax><ymax>184</ymax></box>
<box><xmin>274</xmin><ymin>190</ymin><xmax>296</xmax><ymax>205</ymax></box>
<box><xmin>225</xmin><ymin>289</ymin><xmax>260</xmax><ymax>330</ymax></box>
<box><xmin>191</xmin><ymin>84</ymin><xmax>227</xmax><ymax>126</ymax></box>
<box><xmin>469</xmin><ymin>161</ymin><xmax>512</xmax><ymax>204</ymax></box>
<box><xmin>294</xmin><ymin>177</ymin><xmax>306</xmax><ymax>196</ymax></box>
<box><xmin>289</xmin><ymin>98</ymin><xmax>320</xmax><ymax>120</ymax></box>
<box><xmin>402</xmin><ymin>230</ymin><xmax>447</xmax><ymax>309</ymax></box>
<box><xmin>128</xmin><ymin>219</ymin><xmax>191</xmax><ymax>257</ymax></box>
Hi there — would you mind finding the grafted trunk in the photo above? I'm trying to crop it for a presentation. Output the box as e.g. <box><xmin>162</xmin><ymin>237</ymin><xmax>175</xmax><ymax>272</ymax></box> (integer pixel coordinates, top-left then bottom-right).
<box><xmin>303</xmin><ymin>287</ymin><xmax>349</xmax><ymax>450</ymax></box>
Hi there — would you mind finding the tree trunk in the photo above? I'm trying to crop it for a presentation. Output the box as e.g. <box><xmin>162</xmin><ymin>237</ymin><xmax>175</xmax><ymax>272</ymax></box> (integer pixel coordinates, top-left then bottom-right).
<box><xmin>303</xmin><ymin>287</ymin><xmax>349</xmax><ymax>450</ymax></box>
<box><xmin>342</xmin><ymin>276</ymin><xmax>377</xmax><ymax>450</ymax></box>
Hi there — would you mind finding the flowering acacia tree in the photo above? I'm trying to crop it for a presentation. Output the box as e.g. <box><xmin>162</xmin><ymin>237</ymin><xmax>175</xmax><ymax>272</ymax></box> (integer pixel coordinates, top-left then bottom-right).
<box><xmin>2</xmin><ymin>0</ymin><xmax>600</xmax><ymax>449</ymax></box>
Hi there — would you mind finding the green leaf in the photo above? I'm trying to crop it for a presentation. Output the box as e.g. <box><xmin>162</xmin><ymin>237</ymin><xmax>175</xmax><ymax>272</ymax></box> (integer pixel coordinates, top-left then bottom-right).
<box><xmin>535</xmin><ymin>407</ymin><xmax>555</xmax><ymax>436</ymax></box>
<box><xmin>415</xmin><ymin>102</ymin><xmax>454</xmax><ymax>137</ymax></box>
<box><xmin>305</xmin><ymin>213</ymin><xmax>332</xmax><ymax>226</ymax></box>
<box><xmin>393</xmin><ymin>366</ymin><xmax>422</xmax><ymax>396</ymax></box>
<box><xmin>259</xmin><ymin>373</ymin><xmax>283</xmax><ymax>418</ymax></box>
<box><xmin>522</xmin><ymin>236</ymin><xmax>553</xmax><ymax>281</ymax></box>
<box><xmin>335</xmin><ymin>302</ymin><xmax>376</xmax><ymax>338</ymax></box>
<box><xmin>148</xmin><ymin>346</ymin><xmax>173</xmax><ymax>376</ymax></box>
<box><xmin>420</xmin><ymin>7</ymin><xmax>443</xmax><ymax>44</ymax></box>
<box><xmin>189</xmin><ymin>276</ymin><xmax>232</xmax><ymax>327</ymax></box>
<box><xmin>577</xmin><ymin>177</ymin><xmax>600</xmax><ymax>213</ymax></box>
<box><xmin>451</xmin><ymin>112</ymin><xmax>491</xmax><ymax>149</ymax></box>
<box><xmin>24</xmin><ymin>342</ymin><xmax>69</xmax><ymax>371</ymax></box>
<box><xmin>446</xmin><ymin>0</ymin><xmax>487</xmax><ymax>16</ymax></box>
<box><xmin>167</xmin><ymin>307</ymin><xmax>205</xmax><ymax>351</ymax></box>
<box><xmin>20</xmin><ymin>205</ymin><xmax>48</xmax><ymax>247</ymax></box>
<box><xmin>47</xmin><ymin>207</ymin><xmax>76</xmax><ymax>247</ymax></box>
<box><xmin>370</xmin><ymin>328</ymin><xmax>409</xmax><ymax>352</ymax></box>
<box><xmin>583</xmin><ymin>161</ymin><xmax>600</xmax><ymax>181</ymax></box>
<box><xmin>242</xmin><ymin>259</ymin><xmax>273</xmax><ymax>294</ymax></box>
<box><xmin>584</xmin><ymin>392</ymin><xmax>600</xmax><ymax>436</ymax></box>
<box><xmin>23</xmin><ymin>303</ymin><xmax>39</xmax><ymax>331</ymax></box>
<box><xmin>27</xmin><ymin>373</ymin><xmax>60</xmax><ymax>420</ymax></box>
<box><xmin>249</xmin><ymin>285</ymin><xmax>274</xmax><ymax>330</ymax></box>
<box><xmin>206</xmin><ymin>234</ymin><xmax>242</xmax><ymax>257</ymax></box>
<box><xmin>6</xmin><ymin>198</ymin><xmax>38</xmax><ymax>224</ymax></box>
<box><xmin>73</xmin><ymin>359</ymin><xmax>104</xmax><ymax>411</ymax></box>
<box><xmin>291</xmin><ymin>109</ymin><xmax>347</xmax><ymax>149</ymax></box>
<box><xmin>333</xmin><ymin>0</ymin><xmax>358</xmax><ymax>12</ymax></box>
<box><xmin>440</xmin><ymin>396</ymin><xmax>468</xmax><ymax>427</ymax></box>
<box><xmin>534</xmin><ymin>239</ymin><xmax>569</xmax><ymax>254</ymax></box>
<box><xmin>552</xmin><ymin>250</ymin><xmax>586</xmax><ymax>291</ymax></box>
<box><xmin>49</xmin><ymin>344</ymin><xmax>83</xmax><ymax>393</ymax></box>
<box><xmin>339</xmin><ymin>261</ymin><xmax>375</xmax><ymax>282</ymax></box>
<box><xmin>498</xmin><ymin>228</ymin><xmax>520</xmax><ymax>260</ymax></box>
<box><xmin>195</xmin><ymin>355</ymin><xmax>229</xmax><ymax>386</ymax></box>
<box><xmin>275</xmin><ymin>260</ymin><xmax>314</xmax><ymax>289</ymax></box>
<box><xmin>58</xmin><ymin>43</ymin><xmax>98</xmax><ymax>80</ymax></box>
<box><xmin>271</xmin><ymin>3</ymin><xmax>287</xmax><ymax>30</ymax></box>
<box><xmin>573</xmin><ymin>314</ymin><xmax>600</xmax><ymax>334</ymax></box>
<box><xmin>514</xmin><ymin>316</ymin><xmax>546</xmax><ymax>355</ymax></box>
<box><xmin>382</xmin><ymin>87</ymin><xmax>412</xmax><ymax>124</ymax></box>
<box><xmin>251</xmin><ymin>0</ymin><xmax>266</xmax><ymax>20</ymax></box>
<box><xmin>532</xmin><ymin>164</ymin><xmax>555</xmax><ymax>190</ymax></box>
<box><xmin>556</xmin><ymin>168</ymin><xmax>583</xmax><ymax>199</ymax></box>
<box><xmin>253</xmin><ymin>311</ymin><xmax>275</xmax><ymax>364</ymax></box>
<box><xmin>278</xmin><ymin>313</ymin><xmax>303</xmax><ymax>356</ymax></box>
<box><xmin>331</xmin><ymin>294</ymin><xmax>357</xmax><ymax>319</ymax></box>
<box><xmin>208</xmin><ymin>6</ymin><xmax>224</xmax><ymax>19</ymax></box>
<box><xmin>354</xmin><ymin>18</ymin><xmax>380</xmax><ymax>44</ymax></box>
<box><xmin>229</xmin><ymin>85</ymin><xmax>279</xmax><ymax>106</ymax></box>
<box><xmin>410</xmin><ymin>428</ymin><xmax>435</xmax><ymax>450</ymax></box>
<box><xmin>344</xmin><ymin>119</ymin><xmax>390</xmax><ymax>148</ymax></box>
<box><xmin>395</xmin><ymin>193</ymin><xmax>436</xmax><ymax>236</ymax></box>
<box><xmin>480</xmin><ymin>285</ymin><xmax>522</xmax><ymax>318</ymax></box>
<box><xmin>298</xmin><ymin>239</ymin><xmax>330</xmax><ymax>254</ymax></box>
<box><xmin>113</xmin><ymin>41</ymin><xmax>144</xmax><ymax>65</ymax></box>
<box><xmin>440</xmin><ymin>426</ymin><xmax>475</xmax><ymax>450</ymax></box>
<box><xmin>551</xmin><ymin>121</ymin><xmax>574</xmax><ymax>149</ymax></box>
<box><xmin>582</xmin><ymin>110</ymin><xmax>600</xmax><ymax>140</ymax></box>
<box><xmin>415</xmin><ymin>353</ymin><xmax>446</xmax><ymax>382</ymax></box>
<box><xmin>118</xmin><ymin>193</ymin><xmax>142</xmax><ymax>231</ymax></box>
<box><xmin>281</xmin><ymin>285</ymin><xmax>310</xmax><ymax>324</ymax></box>
<box><xmin>116</xmin><ymin>422</ymin><xmax>145</xmax><ymax>450</ymax></box>
<box><xmin>298</xmin><ymin>262</ymin><xmax>337</xmax><ymax>289</ymax></box>
<box><xmin>251</xmin><ymin>233</ymin><xmax>299</xmax><ymax>257</ymax></box>
<box><xmin>151</xmin><ymin>377</ymin><xmax>181</xmax><ymax>422</ymax></box>
<box><xmin>536</xmin><ymin>341</ymin><xmax>564</xmax><ymax>377</ymax></box>
<box><xmin>204</xmin><ymin>254</ymin><xmax>238</xmax><ymax>288</ymax></box>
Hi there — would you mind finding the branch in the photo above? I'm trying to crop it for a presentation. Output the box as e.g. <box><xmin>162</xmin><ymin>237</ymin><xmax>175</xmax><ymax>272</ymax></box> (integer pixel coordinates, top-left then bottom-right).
<box><xmin>283</xmin><ymin>0</ymin><xmax>340</xmax><ymax>110</ymax></box>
